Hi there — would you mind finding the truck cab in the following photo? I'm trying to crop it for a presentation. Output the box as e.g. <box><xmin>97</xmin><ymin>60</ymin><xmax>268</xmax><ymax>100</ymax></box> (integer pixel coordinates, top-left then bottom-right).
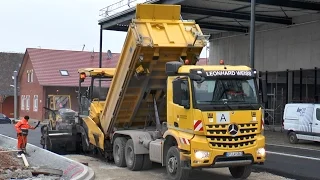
<box><xmin>283</xmin><ymin>103</ymin><xmax>320</xmax><ymax>143</ymax></box>
<box><xmin>163</xmin><ymin>61</ymin><xmax>267</xmax><ymax>178</ymax></box>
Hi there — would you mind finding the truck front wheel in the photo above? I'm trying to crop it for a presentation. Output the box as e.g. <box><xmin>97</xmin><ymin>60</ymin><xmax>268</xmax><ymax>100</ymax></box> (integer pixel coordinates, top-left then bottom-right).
<box><xmin>113</xmin><ymin>137</ymin><xmax>127</xmax><ymax>167</ymax></box>
<box><xmin>166</xmin><ymin>146</ymin><xmax>190</xmax><ymax>180</ymax></box>
<box><xmin>229</xmin><ymin>165</ymin><xmax>252</xmax><ymax>179</ymax></box>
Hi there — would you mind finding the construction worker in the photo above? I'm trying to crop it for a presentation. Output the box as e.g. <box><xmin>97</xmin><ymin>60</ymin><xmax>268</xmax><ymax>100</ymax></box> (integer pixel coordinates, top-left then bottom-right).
<box><xmin>14</xmin><ymin>116</ymin><xmax>40</xmax><ymax>157</ymax></box>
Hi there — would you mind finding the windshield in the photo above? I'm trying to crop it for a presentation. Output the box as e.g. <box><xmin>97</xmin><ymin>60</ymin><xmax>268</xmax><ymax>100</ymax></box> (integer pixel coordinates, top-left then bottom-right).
<box><xmin>91</xmin><ymin>78</ymin><xmax>111</xmax><ymax>101</ymax></box>
<box><xmin>54</xmin><ymin>96</ymin><xmax>71</xmax><ymax>110</ymax></box>
<box><xmin>193</xmin><ymin>79</ymin><xmax>258</xmax><ymax>105</ymax></box>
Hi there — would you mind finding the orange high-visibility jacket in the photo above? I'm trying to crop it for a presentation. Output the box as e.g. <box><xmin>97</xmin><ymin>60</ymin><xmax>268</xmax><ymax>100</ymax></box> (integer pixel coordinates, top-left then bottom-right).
<box><xmin>15</xmin><ymin>119</ymin><xmax>35</xmax><ymax>134</ymax></box>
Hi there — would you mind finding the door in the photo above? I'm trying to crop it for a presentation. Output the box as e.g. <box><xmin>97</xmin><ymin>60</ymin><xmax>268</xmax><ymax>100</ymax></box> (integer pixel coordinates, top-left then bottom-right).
<box><xmin>312</xmin><ymin>106</ymin><xmax>320</xmax><ymax>133</ymax></box>
<box><xmin>171</xmin><ymin>78</ymin><xmax>193</xmax><ymax>133</ymax></box>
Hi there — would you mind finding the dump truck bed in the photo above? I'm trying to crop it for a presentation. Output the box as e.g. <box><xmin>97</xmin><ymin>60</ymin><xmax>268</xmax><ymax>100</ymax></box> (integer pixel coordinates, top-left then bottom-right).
<box><xmin>100</xmin><ymin>4</ymin><xmax>207</xmax><ymax>135</ymax></box>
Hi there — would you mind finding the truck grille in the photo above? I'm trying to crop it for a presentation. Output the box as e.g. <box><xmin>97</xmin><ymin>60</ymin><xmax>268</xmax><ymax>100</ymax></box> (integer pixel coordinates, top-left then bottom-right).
<box><xmin>206</xmin><ymin>123</ymin><xmax>258</xmax><ymax>149</ymax></box>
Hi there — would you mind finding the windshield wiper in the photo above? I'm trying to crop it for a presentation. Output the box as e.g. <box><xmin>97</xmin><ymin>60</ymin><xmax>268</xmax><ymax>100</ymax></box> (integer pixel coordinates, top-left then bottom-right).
<box><xmin>198</xmin><ymin>101</ymin><xmax>233</xmax><ymax>110</ymax></box>
<box><xmin>222</xmin><ymin>101</ymin><xmax>233</xmax><ymax>110</ymax></box>
<box><xmin>232</xmin><ymin>100</ymin><xmax>257</xmax><ymax>109</ymax></box>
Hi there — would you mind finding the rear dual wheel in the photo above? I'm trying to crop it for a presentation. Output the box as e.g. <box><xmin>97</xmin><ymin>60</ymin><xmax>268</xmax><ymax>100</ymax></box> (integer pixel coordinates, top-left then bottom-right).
<box><xmin>125</xmin><ymin>139</ymin><xmax>143</xmax><ymax>171</ymax></box>
<box><xmin>113</xmin><ymin>137</ymin><xmax>152</xmax><ymax>171</ymax></box>
<box><xmin>113</xmin><ymin>137</ymin><xmax>127</xmax><ymax>167</ymax></box>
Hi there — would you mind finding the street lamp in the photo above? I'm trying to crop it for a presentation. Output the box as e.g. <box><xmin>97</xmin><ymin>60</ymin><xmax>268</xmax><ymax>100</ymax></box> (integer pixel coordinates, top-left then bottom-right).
<box><xmin>13</xmin><ymin>71</ymin><xmax>18</xmax><ymax>121</ymax></box>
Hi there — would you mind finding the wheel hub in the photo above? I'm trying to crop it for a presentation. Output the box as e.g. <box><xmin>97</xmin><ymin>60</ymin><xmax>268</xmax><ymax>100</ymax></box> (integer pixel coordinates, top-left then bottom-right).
<box><xmin>290</xmin><ymin>136</ymin><xmax>294</xmax><ymax>142</ymax></box>
<box><xmin>167</xmin><ymin>156</ymin><xmax>178</xmax><ymax>174</ymax></box>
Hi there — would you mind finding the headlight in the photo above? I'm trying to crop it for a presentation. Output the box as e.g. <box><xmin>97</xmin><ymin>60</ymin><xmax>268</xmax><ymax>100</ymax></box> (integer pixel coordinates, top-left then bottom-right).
<box><xmin>257</xmin><ymin>148</ymin><xmax>266</xmax><ymax>156</ymax></box>
<box><xmin>194</xmin><ymin>150</ymin><xmax>210</xmax><ymax>159</ymax></box>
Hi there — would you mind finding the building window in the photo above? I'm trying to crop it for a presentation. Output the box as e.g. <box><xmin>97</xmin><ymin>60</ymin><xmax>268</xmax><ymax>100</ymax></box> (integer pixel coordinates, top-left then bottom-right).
<box><xmin>27</xmin><ymin>70</ymin><xmax>30</xmax><ymax>82</ymax></box>
<box><xmin>30</xmin><ymin>70</ymin><xmax>34</xmax><ymax>82</ymax></box>
<box><xmin>60</xmin><ymin>70</ymin><xmax>69</xmax><ymax>76</ymax></box>
<box><xmin>21</xmin><ymin>95</ymin><xmax>25</xmax><ymax>110</ymax></box>
<box><xmin>33</xmin><ymin>95</ymin><xmax>38</xmax><ymax>112</ymax></box>
<box><xmin>27</xmin><ymin>69</ymin><xmax>34</xmax><ymax>83</ymax></box>
<box><xmin>26</xmin><ymin>95</ymin><xmax>30</xmax><ymax>111</ymax></box>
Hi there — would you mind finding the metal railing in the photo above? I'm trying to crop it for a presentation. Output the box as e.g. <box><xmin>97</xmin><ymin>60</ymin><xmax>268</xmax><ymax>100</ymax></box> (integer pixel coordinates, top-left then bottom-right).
<box><xmin>99</xmin><ymin>0</ymin><xmax>153</xmax><ymax>17</ymax></box>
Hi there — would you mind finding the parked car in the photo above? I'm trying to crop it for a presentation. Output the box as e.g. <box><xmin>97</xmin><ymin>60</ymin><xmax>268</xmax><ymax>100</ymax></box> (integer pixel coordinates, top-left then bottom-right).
<box><xmin>0</xmin><ymin>113</ymin><xmax>12</xmax><ymax>124</ymax></box>
<box><xmin>283</xmin><ymin>103</ymin><xmax>320</xmax><ymax>144</ymax></box>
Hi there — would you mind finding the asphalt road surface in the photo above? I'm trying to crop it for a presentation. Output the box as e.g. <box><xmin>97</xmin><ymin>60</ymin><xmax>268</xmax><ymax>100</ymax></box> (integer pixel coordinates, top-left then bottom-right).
<box><xmin>258</xmin><ymin>131</ymin><xmax>320</xmax><ymax>180</ymax></box>
<box><xmin>1</xmin><ymin>123</ymin><xmax>320</xmax><ymax>180</ymax></box>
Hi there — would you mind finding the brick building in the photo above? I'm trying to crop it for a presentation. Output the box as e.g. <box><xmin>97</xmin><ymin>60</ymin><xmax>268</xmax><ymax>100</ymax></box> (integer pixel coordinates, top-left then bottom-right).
<box><xmin>18</xmin><ymin>48</ymin><xmax>119</xmax><ymax>121</ymax></box>
<box><xmin>0</xmin><ymin>52</ymin><xmax>24</xmax><ymax>118</ymax></box>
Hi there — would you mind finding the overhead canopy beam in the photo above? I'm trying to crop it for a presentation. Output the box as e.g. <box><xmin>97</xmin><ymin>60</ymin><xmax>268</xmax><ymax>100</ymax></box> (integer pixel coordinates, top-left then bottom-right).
<box><xmin>99</xmin><ymin>9</ymin><xmax>133</xmax><ymax>30</ymax></box>
<box><xmin>106</xmin><ymin>25</ymin><xmax>130</xmax><ymax>32</ymax></box>
<box><xmin>181</xmin><ymin>6</ymin><xmax>292</xmax><ymax>25</ymax></box>
<box><xmin>234</xmin><ymin>0</ymin><xmax>320</xmax><ymax>11</ymax></box>
<box><xmin>198</xmin><ymin>22</ymin><xmax>249</xmax><ymax>33</ymax></box>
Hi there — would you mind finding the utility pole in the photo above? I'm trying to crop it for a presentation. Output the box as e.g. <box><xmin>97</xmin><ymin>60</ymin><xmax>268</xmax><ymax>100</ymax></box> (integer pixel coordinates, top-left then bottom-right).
<box><xmin>13</xmin><ymin>70</ymin><xmax>18</xmax><ymax>121</ymax></box>
<box><xmin>99</xmin><ymin>25</ymin><xmax>103</xmax><ymax>96</ymax></box>
<box><xmin>99</xmin><ymin>25</ymin><xmax>103</xmax><ymax>68</ymax></box>
<box><xmin>249</xmin><ymin>0</ymin><xmax>256</xmax><ymax>69</ymax></box>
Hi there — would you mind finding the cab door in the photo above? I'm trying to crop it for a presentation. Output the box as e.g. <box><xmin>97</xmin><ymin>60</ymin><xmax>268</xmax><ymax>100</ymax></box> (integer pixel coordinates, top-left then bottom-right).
<box><xmin>171</xmin><ymin>77</ymin><xmax>194</xmax><ymax>133</ymax></box>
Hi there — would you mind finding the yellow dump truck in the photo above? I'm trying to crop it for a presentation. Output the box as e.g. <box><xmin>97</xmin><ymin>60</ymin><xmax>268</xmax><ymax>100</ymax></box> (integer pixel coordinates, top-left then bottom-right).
<box><xmin>77</xmin><ymin>4</ymin><xmax>267</xmax><ymax>180</ymax></box>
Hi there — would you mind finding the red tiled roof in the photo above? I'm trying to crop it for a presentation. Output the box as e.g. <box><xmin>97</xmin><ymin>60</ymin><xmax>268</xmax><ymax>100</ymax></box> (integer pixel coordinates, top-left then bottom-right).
<box><xmin>26</xmin><ymin>48</ymin><xmax>208</xmax><ymax>87</ymax></box>
<box><xmin>26</xmin><ymin>48</ymin><xmax>119</xmax><ymax>87</ymax></box>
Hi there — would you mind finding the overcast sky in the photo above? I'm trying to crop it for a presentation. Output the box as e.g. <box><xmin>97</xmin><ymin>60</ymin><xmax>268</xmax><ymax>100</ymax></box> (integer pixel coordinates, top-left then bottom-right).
<box><xmin>0</xmin><ymin>0</ymin><xmax>207</xmax><ymax>57</ymax></box>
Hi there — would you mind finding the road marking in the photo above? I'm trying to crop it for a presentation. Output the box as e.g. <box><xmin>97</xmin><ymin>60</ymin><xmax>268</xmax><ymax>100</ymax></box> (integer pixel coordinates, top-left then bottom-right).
<box><xmin>266</xmin><ymin>143</ymin><xmax>320</xmax><ymax>152</ymax></box>
<box><xmin>267</xmin><ymin>151</ymin><xmax>320</xmax><ymax>161</ymax></box>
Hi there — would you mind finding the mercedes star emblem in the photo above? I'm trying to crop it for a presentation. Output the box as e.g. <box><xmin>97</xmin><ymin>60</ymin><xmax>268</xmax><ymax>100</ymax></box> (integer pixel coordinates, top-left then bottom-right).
<box><xmin>228</xmin><ymin>124</ymin><xmax>239</xmax><ymax>136</ymax></box>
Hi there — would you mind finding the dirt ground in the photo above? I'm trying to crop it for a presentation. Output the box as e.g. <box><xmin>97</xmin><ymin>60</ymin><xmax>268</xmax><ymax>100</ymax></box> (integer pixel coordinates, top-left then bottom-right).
<box><xmin>64</xmin><ymin>154</ymin><xmax>294</xmax><ymax>180</ymax></box>
<box><xmin>0</xmin><ymin>148</ymin><xmax>34</xmax><ymax>180</ymax></box>
<box><xmin>0</xmin><ymin>148</ymin><xmax>23</xmax><ymax>168</ymax></box>
<box><xmin>0</xmin><ymin>148</ymin><xmax>63</xmax><ymax>180</ymax></box>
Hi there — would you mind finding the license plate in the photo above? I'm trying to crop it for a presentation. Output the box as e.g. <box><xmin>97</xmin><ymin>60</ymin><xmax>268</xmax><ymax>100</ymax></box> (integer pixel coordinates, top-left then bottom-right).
<box><xmin>226</xmin><ymin>151</ymin><xmax>243</xmax><ymax>157</ymax></box>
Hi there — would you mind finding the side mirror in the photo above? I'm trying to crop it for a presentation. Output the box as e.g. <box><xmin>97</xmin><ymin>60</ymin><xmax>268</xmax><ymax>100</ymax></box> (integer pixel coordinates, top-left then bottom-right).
<box><xmin>259</xmin><ymin>79</ymin><xmax>267</xmax><ymax>103</ymax></box>
<box><xmin>172</xmin><ymin>79</ymin><xmax>190</xmax><ymax>109</ymax></box>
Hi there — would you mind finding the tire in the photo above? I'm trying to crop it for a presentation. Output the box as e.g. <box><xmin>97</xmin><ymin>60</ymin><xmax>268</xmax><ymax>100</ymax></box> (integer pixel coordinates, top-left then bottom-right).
<box><xmin>44</xmin><ymin>137</ymin><xmax>52</xmax><ymax>151</ymax></box>
<box><xmin>113</xmin><ymin>137</ymin><xmax>127</xmax><ymax>167</ymax></box>
<box><xmin>165</xmin><ymin>146</ymin><xmax>190</xmax><ymax>180</ymax></box>
<box><xmin>81</xmin><ymin>133</ymin><xmax>90</xmax><ymax>153</ymax></box>
<box><xmin>125</xmin><ymin>139</ymin><xmax>143</xmax><ymax>171</ymax></box>
<box><xmin>288</xmin><ymin>132</ymin><xmax>299</xmax><ymax>144</ymax></box>
<box><xmin>229</xmin><ymin>165</ymin><xmax>252</xmax><ymax>179</ymax></box>
<box><xmin>142</xmin><ymin>154</ymin><xmax>153</xmax><ymax>170</ymax></box>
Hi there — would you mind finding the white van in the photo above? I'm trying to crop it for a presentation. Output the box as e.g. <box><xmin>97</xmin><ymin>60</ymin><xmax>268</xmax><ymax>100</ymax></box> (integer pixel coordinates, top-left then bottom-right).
<box><xmin>283</xmin><ymin>103</ymin><xmax>320</xmax><ymax>144</ymax></box>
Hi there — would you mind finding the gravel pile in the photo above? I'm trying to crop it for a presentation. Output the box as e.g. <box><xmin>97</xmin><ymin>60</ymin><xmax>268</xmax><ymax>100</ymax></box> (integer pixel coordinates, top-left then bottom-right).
<box><xmin>0</xmin><ymin>167</ymin><xmax>33</xmax><ymax>180</ymax></box>
<box><xmin>0</xmin><ymin>148</ymin><xmax>63</xmax><ymax>180</ymax></box>
<box><xmin>0</xmin><ymin>148</ymin><xmax>31</xmax><ymax>180</ymax></box>
<box><xmin>0</xmin><ymin>149</ymin><xmax>23</xmax><ymax>168</ymax></box>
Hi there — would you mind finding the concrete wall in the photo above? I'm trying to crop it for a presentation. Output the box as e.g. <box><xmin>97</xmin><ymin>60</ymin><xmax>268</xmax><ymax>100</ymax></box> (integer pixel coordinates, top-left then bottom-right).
<box><xmin>209</xmin><ymin>13</ymin><xmax>320</xmax><ymax>72</ymax></box>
